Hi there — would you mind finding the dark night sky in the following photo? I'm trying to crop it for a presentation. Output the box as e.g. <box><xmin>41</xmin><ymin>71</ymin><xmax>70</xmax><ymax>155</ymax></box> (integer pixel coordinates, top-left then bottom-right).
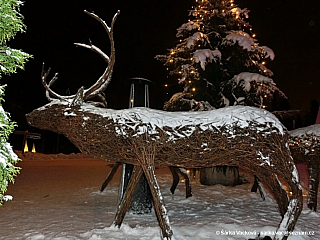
<box><xmin>2</xmin><ymin>0</ymin><xmax>320</xmax><ymax>131</ymax></box>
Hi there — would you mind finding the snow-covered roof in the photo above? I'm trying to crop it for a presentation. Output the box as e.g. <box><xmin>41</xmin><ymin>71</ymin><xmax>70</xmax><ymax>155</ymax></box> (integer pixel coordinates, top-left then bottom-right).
<box><xmin>289</xmin><ymin>124</ymin><xmax>320</xmax><ymax>138</ymax></box>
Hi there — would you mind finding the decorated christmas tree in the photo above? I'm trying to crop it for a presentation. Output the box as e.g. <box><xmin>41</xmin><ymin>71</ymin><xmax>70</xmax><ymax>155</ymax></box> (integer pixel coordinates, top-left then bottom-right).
<box><xmin>156</xmin><ymin>0</ymin><xmax>286</xmax><ymax>111</ymax></box>
<box><xmin>0</xmin><ymin>0</ymin><xmax>31</xmax><ymax>204</ymax></box>
<box><xmin>156</xmin><ymin>0</ymin><xmax>287</xmax><ymax>186</ymax></box>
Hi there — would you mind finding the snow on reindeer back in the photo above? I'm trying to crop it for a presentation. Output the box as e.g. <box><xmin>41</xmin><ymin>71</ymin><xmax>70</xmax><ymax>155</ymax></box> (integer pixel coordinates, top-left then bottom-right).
<box><xmin>79</xmin><ymin>104</ymin><xmax>285</xmax><ymax>139</ymax></box>
<box><xmin>289</xmin><ymin>124</ymin><xmax>320</xmax><ymax>138</ymax></box>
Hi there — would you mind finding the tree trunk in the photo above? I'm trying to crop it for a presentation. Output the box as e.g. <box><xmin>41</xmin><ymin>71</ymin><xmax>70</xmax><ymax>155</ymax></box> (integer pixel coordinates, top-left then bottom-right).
<box><xmin>200</xmin><ymin>166</ymin><xmax>241</xmax><ymax>186</ymax></box>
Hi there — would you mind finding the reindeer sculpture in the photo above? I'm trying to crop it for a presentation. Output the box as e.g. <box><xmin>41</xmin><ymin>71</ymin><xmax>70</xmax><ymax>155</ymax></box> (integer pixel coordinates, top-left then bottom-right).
<box><xmin>26</xmin><ymin>10</ymin><xmax>303</xmax><ymax>240</ymax></box>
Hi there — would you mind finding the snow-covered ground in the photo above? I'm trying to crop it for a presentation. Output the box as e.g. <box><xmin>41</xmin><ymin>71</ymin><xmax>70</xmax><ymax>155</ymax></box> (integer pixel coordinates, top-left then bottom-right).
<box><xmin>0</xmin><ymin>152</ymin><xmax>319</xmax><ymax>240</ymax></box>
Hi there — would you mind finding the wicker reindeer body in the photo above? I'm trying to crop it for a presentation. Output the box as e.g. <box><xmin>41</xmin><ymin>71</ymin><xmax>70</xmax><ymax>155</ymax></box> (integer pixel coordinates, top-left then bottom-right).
<box><xmin>27</xmin><ymin>102</ymin><xmax>303</xmax><ymax>240</ymax></box>
<box><xmin>26</xmin><ymin>10</ymin><xmax>302</xmax><ymax>240</ymax></box>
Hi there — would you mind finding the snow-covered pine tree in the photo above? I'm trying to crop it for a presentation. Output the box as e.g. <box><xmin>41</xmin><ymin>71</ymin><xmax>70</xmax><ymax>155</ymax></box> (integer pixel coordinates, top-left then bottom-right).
<box><xmin>156</xmin><ymin>0</ymin><xmax>286</xmax><ymax>111</ymax></box>
<box><xmin>156</xmin><ymin>0</ymin><xmax>286</xmax><ymax>186</ymax></box>
<box><xmin>0</xmin><ymin>85</ymin><xmax>20</xmax><ymax>205</ymax></box>
<box><xmin>0</xmin><ymin>0</ymin><xmax>31</xmax><ymax>204</ymax></box>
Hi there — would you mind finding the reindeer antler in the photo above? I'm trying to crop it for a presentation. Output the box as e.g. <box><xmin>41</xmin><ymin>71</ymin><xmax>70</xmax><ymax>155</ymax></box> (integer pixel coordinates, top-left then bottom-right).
<box><xmin>41</xmin><ymin>10</ymin><xmax>120</xmax><ymax>107</ymax></box>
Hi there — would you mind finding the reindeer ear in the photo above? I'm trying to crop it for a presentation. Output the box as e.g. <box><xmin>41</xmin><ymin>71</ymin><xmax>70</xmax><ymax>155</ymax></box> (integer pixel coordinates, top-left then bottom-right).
<box><xmin>70</xmin><ymin>87</ymin><xmax>84</xmax><ymax>107</ymax></box>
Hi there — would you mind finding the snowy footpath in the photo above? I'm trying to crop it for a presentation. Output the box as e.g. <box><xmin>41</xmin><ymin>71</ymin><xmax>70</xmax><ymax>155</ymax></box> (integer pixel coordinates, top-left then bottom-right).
<box><xmin>0</xmin><ymin>153</ymin><xmax>319</xmax><ymax>240</ymax></box>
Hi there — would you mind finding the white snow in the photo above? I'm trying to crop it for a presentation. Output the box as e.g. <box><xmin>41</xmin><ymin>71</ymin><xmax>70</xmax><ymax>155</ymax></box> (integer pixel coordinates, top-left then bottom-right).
<box><xmin>233</xmin><ymin>72</ymin><xmax>275</xmax><ymax>92</ymax></box>
<box><xmin>186</xmin><ymin>32</ymin><xmax>204</xmax><ymax>48</ymax></box>
<box><xmin>289</xmin><ymin>124</ymin><xmax>320</xmax><ymax>138</ymax></box>
<box><xmin>40</xmin><ymin>101</ymin><xmax>285</xmax><ymax>139</ymax></box>
<box><xmin>2</xmin><ymin>195</ymin><xmax>13</xmax><ymax>201</ymax></box>
<box><xmin>225</xmin><ymin>32</ymin><xmax>255</xmax><ymax>51</ymax></box>
<box><xmin>261</xmin><ymin>46</ymin><xmax>275</xmax><ymax>60</ymax></box>
<box><xmin>176</xmin><ymin>21</ymin><xmax>200</xmax><ymax>37</ymax></box>
<box><xmin>1</xmin><ymin>153</ymin><xmax>319</xmax><ymax>240</ymax></box>
<box><xmin>193</xmin><ymin>49</ymin><xmax>221</xmax><ymax>70</ymax></box>
<box><xmin>70</xmin><ymin>103</ymin><xmax>285</xmax><ymax>138</ymax></box>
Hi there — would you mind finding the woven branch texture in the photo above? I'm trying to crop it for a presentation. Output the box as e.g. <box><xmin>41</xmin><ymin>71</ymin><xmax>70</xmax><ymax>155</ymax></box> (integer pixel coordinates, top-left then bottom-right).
<box><xmin>26</xmin><ymin>103</ymin><xmax>303</xmax><ymax>238</ymax></box>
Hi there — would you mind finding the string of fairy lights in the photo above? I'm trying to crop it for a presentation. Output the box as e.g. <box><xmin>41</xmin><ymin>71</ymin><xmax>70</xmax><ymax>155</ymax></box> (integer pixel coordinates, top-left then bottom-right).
<box><xmin>161</xmin><ymin>0</ymin><xmax>273</xmax><ymax>109</ymax></box>
<box><xmin>289</xmin><ymin>135</ymin><xmax>320</xmax><ymax>155</ymax></box>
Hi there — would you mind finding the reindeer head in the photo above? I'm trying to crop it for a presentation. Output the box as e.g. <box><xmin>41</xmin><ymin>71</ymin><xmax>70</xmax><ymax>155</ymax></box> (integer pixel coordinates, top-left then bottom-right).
<box><xmin>41</xmin><ymin>10</ymin><xmax>120</xmax><ymax>108</ymax></box>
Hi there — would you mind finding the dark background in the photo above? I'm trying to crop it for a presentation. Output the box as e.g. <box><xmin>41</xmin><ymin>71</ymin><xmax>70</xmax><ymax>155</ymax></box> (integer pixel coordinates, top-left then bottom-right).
<box><xmin>2</xmin><ymin>0</ymin><xmax>320</xmax><ymax>153</ymax></box>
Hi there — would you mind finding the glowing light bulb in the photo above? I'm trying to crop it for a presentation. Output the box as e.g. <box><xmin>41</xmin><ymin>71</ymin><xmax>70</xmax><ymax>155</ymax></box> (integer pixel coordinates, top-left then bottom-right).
<box><xmin>192</xmin><ymin>87</ymin><xmax>196</xmax><ymax>92</ymax></box>
<box><xmin>165</xmin><ymin>84</ymin><xmax>168</xmax><ymax>87</ymax></box>
<box><xmin>32</xmin><ymin>143</ymin><xmax>36</xmax><ymax>153</ymax></box>
<box><xmin>24</xmin><ymin>140</ymin><xmax>28</xmax><ymax>153</ymax></box>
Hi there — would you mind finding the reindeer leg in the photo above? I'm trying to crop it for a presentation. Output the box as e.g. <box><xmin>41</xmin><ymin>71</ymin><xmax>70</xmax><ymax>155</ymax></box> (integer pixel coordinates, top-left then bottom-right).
<box><xmin>256</xmin><ymin>172</ymin><xmax>289</xmax><ymax>217</ymax></box>
<box><xmin>251</xmin><ymin>175</ymin><xmax>259</xmax><ymax>192</ymax></box>
<box><xmin>112</xmin><ymin>166</ymin><xmax>143</xmax><ymax>227</ymax></box>
<box><xmin>178</xmin><ymin>168</ymin><xmax>192</xmax><ymax>198</ymax></box>
<box><xmin>307</xmin><ymin>162</ymin><xmax>319</xmax><ymax>211</ymax></box>
<box><xmin>143</xmin><ymin>165</ymin><xmax>173</xmax><ymax>240</ymax></box>
<box><xmin>251</xmin><ymin>175</ymin><xmax>265</xmax><ymax>200</ymax></box>
<box><xmin>100</xmin><ymin>162</ymin><xmax>121</xmax><ymax>192</ymax></box>
<box><xmin>274</xmin><ymin>167</ymin><xmax>303</xmax><ymax>240</ymax></box>
<box><xmin>169</xmin><ymin>166</ymin><xmax>179</xmax><ymax>195</ymax></box>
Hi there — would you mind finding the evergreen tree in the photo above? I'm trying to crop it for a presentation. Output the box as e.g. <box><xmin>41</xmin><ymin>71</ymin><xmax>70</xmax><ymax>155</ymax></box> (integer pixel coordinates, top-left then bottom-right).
<box><xmin>0</xmin><ymin>0</ymin><xmax>31</xmax><ymax>204</ymax></box>
<box><xmin>156</xmin><ymin>0</ymin><xmax>286</xmax><ymax>111</ymax></box>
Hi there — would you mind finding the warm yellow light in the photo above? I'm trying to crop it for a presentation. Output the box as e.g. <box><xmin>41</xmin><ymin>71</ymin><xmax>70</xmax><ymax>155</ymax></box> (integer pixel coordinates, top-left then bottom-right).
<box><xmin>190</xmin><ymin>70</ymin><xmax>195</xmax><ymax>74</ymax></box>
<box><xmin>179</xmin><ymin>71</ymin><xmax>182</xmax><ymax>74</ymax></box>
<box><xmin>24</xmin><ymin>140</ymin><xmax>28</xmax><ymax>153</ymax></box>
<box><xmin>252</xmin><ymin>34</ymin><xmax>256</xmax><ymax>37</ymax></box>
<box><xmin>262</xmin><ymin>61</ymin><xmax>266</xmax><ymax>65</ymax></box>
<box><xmin>130</xmin><ymin>99</ymin><xmax>134</xmax><ymax>103</ymax></box>
<box><xmin>192</xmin><ymin>87</ymin><xmax>196</xmax><ymax>92</ymax></box>
<box><xmin>262</xmin><ymin>105</ymin><xmax>266</xmax><ymax>109</ymax></box>
<box><xmin>165</xmin><ymin>84</ymin><xmax>168</xmax><ymax>87</ymax></box>
<box><xmin>170</xmin><ymin>51</ymin><xmax>175</xmax><ymax>55</ymax></box>
<box><xmin>169</xmin><ymin>59</ymin><xmax>173</xmax><ymax>63</ymax></box>
<box><xmin>32</xmin><ymin>143</ymin><xmax>36</xmax><ymax>153</ymax></box>
<box><xmin>190</xmin><ymin>57</ymin><xmax>193</xmax><ymax>60</ymax></box>
<box><xmin>188</xmin><ymin>80</ymin><xmax>192</xmax><ymax>83</ymax></box>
